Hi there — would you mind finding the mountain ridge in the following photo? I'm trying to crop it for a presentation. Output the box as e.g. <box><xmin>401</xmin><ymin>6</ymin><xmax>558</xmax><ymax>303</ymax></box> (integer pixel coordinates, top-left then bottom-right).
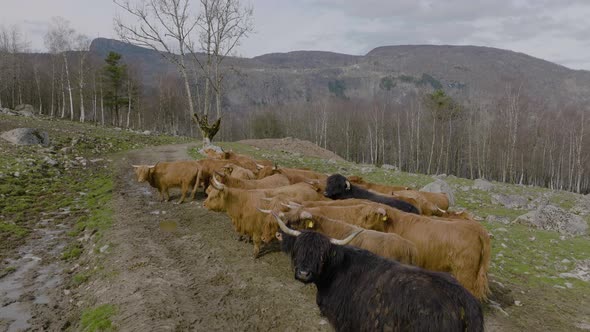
<box><xmin>89</xmin><ymin>37</ymin><xmax>590</xmax><ymax>111</ymax></box>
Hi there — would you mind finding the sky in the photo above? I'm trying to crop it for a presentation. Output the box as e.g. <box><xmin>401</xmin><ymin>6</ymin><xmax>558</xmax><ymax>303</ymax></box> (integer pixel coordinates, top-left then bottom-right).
<box><xmin>2</xmin><ymin>0</ymin><xmax>589</xmax><ymax>70</ymax></box>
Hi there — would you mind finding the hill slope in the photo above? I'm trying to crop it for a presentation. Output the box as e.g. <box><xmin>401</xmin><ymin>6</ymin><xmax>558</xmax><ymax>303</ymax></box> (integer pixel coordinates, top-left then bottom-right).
<box><xmin>90</xmin><ymin>38</ymin><xmax>590</xmax><ymax>110</ymax></box>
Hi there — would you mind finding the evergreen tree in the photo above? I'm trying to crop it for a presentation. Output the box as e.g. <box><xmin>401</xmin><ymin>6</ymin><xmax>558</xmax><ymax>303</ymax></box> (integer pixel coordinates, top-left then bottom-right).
<box><xmin>102</xmin><ymin>51</ymin><xmax>127</xmax><ymax>126</ymax></box>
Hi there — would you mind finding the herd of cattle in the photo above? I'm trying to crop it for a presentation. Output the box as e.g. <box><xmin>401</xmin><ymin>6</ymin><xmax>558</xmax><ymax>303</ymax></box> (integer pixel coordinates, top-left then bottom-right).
<box><xmin>132</xmin><ymin>149</ymin><xmax>491</xmax><ymax>331</ymax></box>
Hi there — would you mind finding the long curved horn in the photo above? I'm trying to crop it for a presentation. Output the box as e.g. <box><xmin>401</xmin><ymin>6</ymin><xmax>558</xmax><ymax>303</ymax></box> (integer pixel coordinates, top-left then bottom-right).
<box><xmin>281</xmin><ymin>202</ymin><xmax>298</xmax><ymax>209</ymax></box>
<box><xmin>211</xmin><ymin>174</ymin><xmax>225</xmax><ymax>190</ymax></box>
<box><xmin>270</xmin><ymin>211</ymin><xmax>301</xmax><ymax>237</ymax></box>
<box><xmin>330</xmin><ymin>229</ymin><xmax>362</xmax><ymax>245</ymax></box>
<box><xmin>437</xmin><ymin>207</ymin><xmax>447</xmax><ymax>214</ymax></box>
<box><xmin>288</xmin><ymin>201</ymin><xmax>303</xmax><ymax>207</ymax></box>
<box><xmin>131</xmin><ymin>164</ymin><xmax>141</xmax><ymax>168</ymax></box>
<box><xmin>256</xmin><ymin>163</ymin><xmax>264</xmax><ymax>169</ymax></box>
<box><xmin>345</xmin><ymin>180</ymin><xmax>351</xmax><ymax>190</ymax></box>
<box><xmin>257</xmin><ymin>208</ymin><xmax>272</xmax><ymax>214</ymax></box>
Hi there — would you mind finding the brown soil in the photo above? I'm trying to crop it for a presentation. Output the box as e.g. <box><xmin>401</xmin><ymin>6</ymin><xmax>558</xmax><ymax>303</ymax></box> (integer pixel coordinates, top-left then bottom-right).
<box><xmin>79</xmin><ymin>143</ymin><xmax>331</xmax><ymax>331</ymax></box>
<box><xmin>238</xmin><ymin>137</ymin><xmax>345</xmax><ymax>161</ymax></box>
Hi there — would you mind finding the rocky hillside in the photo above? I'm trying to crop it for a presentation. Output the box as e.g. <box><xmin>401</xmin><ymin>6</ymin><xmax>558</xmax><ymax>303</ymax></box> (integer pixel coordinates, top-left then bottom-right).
<box><xmin>90</xmin><ymin>38</ymin><xmax>590</xmax><ymax>111</ymax></box>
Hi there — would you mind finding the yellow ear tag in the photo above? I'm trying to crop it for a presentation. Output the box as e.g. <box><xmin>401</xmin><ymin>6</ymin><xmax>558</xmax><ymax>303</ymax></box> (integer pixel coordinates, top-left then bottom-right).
<box><xmin>307</xmin><ymin>220</ymin><xmax>314</xmax><ymax>228</ymax></box>
<box><xmin>382</xmin><ymin>216</ymin><xmax>388</xmax><ymax>222</ymax></box>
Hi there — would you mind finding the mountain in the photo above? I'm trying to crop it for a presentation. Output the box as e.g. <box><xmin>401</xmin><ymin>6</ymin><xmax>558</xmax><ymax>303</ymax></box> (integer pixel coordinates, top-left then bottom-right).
<box><xmin>89</xmin><ymin>38</ymin><xmax>590</xmax><ymax>111</ymax></box>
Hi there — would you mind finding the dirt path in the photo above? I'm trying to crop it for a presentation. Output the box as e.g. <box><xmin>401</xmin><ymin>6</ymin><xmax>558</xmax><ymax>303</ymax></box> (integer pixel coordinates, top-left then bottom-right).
<box><xmin>88</xmin><ymin>143</ymin><xmax>330</xmax><ymax>331</ymax></box>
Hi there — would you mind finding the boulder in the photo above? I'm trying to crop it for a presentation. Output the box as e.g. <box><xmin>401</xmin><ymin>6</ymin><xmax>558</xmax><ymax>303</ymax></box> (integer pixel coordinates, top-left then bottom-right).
<box><xmin>514</xmin><ymin>205</ymin><xmax>588</xmax><ymax>235</ymax></box>
<box><xmin>420</xmin><ymin>179</ymin><xmax>455</xmax><ymax>206</ymax></box>
<box><xmin>1</xmin><ymin>128</ymin><xmax>49</xmax><ymax>146</ymax></box>
<box><xmin>198</xmin><ymin>144</ymin><xmax>224</xmax><ymax>156</ymax></box>
<box><xmin>492</xmin><ymin>194</ymin><xmax>528</xmax><ymax>208</ymax></box>
<box><xmin>474</xmin><ymin>178</ymin><xmax>494</xmax><ymax>191</ymax></box>
<box><xmin>14</xmin><ymin>104</ymin><xmax>36</xmax><ymax>117</ymax></box>
<box><xmin>381</xmin><ymin>164</ymin><xmax>398</xmax><ymax>171</ymax></box>
<box><xmin>0</xmin><ymin>107</ymin><xmax>18</xmax><ymax>116</ymax></box>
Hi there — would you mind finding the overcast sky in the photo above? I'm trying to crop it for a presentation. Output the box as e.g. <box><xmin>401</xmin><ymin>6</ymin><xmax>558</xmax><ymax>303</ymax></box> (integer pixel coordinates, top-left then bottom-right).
<box><xmin>2</xmin><ymin>0</ymin><xmax>589</xmax><ymax>70</ymax></box>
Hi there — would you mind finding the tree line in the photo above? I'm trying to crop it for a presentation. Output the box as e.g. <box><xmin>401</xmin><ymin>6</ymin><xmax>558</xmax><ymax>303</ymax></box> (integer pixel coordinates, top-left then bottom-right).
<box><xmin>1</xmin><ymin>16</ymin><xmax>588</xmax><ymax>194</ymax></box>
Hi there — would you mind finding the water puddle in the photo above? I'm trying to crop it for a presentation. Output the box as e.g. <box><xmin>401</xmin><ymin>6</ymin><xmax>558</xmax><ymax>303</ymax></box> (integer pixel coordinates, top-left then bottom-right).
<box><xmin>159</xmin><ymin>220</ymin><xmax>178</xmax><ymax>232</ymax></box>
<box><xmin>0</xmin><ymin>226</ymin><xmax>65</xmax><ymax>331</ymax></box>
<box><xmin>0</xmin><ymin>302</ymin><xmax>31</xmax><ymax>332</ymax></box>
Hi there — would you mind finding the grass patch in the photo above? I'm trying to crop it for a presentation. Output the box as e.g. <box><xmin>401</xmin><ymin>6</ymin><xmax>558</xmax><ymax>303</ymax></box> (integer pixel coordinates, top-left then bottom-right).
<box><xmin>80</xmin><ymin>304</ymin><xmax>116</xmax><ymax>332</ymax></box>
<box><xmin>62</xmin><ymin>243</ymin><xmax>83</xmax><ymax>261</ymax></box>
<box><xmin>0</xmin><ymin>266</ymin><xmax>16</xmax><ymax>278</ymax></box>
<box><xmin>71</xmin><ymin>272</ymin><xmax>91</xmax><ymax>287</ymax></box>
<box><xmin>0</xmin><ymin>222</ymin><xmax>29</xmax><ymax>238</ymax></box>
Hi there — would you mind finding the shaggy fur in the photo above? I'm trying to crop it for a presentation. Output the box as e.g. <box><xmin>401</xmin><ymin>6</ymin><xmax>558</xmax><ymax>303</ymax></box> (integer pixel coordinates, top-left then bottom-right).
<box><xmin>279</xmin><ymin>230</ymin><xmax>484</xmax><ymax>332</ymax></box>
<box><xmin>282</xmin><ymin>211</ymin><xmax>417</xmax><ymax>265</ymax></box>
<box><xmin>133</xmin><ymin>161</ymin><xmax>200</xmax><ymax>203</ymax></box>
<box><xmin>324</xmin><ymin>174</ymin><xmax>419</xmax><ymax>214</ymax></box>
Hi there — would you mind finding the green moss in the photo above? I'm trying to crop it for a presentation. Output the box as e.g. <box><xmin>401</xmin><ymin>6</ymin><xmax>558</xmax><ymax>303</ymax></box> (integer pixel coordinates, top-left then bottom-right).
<box><xmin>80</xmin><ymin>304</ymin><xmax>116</xmax><ymax>332</ymax></box>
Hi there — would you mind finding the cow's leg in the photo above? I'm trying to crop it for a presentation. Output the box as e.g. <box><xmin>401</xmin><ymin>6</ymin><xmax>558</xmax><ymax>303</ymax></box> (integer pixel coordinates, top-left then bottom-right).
<box><xmin>252</xmin><ymin>234</ymin><xmax>261</xmax><ymax>258</ymax></box>
<box><xmin>159</xmin><ymin>189</ymin><xmax>166</xmax><ymax>202</ymax></box>
<box><xmin>164</xmin><ymin>187</ymin><xmax>170</xmax><ymax>202</ymax></box>
<box><xmin>191</xmin><ymin>169</ymin><xmax>202</xmax><ymax>200</ymax></box>
<box><xmin>178</xmin><ymin>182</ymin><xmax>188</xmax><ymax>204</ymax></box>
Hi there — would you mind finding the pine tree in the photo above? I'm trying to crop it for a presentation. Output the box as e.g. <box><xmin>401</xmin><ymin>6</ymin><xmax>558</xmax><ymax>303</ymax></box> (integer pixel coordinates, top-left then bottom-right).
<box><xmin>102</xmin><ymin>52</ymin><xmax>127</xmax><ymax>126</ymax></box>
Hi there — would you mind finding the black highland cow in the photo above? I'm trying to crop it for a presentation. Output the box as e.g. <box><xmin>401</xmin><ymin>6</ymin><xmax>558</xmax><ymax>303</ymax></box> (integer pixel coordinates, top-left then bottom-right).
<box><xmin>324</xmin><ymin>174</ymin><xmax>420</xmax><ymax>214</ymax></box>
<box><xmin>273</xmin><ymin>213</ymin><xmax>484</xmax><ymax>332</ymax></box>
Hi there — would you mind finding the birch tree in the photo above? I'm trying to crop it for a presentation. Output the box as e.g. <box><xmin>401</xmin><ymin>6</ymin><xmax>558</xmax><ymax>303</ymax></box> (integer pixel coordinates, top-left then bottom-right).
<box><xmin>45</xmin><ymin>17</ymin><xmax>75</xmax><ymax>120</ymax></box>
<box><xmin>74</xmin><ymin>34</ymin><xmax>91</xmax><ymax>122</ymax></box>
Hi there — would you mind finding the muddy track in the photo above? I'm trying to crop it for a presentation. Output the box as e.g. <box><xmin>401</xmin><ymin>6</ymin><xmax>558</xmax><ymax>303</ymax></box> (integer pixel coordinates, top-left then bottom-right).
<box><xmin>89</xmin><ymin>143</ymin><xmax>330</xmax><ymax>331</ymax></box>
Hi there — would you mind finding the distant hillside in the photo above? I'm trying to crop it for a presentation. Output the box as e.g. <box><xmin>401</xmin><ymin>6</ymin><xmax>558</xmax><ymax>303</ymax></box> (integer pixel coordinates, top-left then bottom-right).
<box><xmin>90</xmin><ymin>38</ymin><xmax>590</xmax><ymax>111</ymax></box>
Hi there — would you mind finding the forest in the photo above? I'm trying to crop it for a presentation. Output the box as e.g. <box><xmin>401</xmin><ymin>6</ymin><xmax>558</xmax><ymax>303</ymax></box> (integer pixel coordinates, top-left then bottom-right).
<box><xmin>1</xmin><ymin>21</ymin><xmax>588</xmax><ymax>194</ymax></box>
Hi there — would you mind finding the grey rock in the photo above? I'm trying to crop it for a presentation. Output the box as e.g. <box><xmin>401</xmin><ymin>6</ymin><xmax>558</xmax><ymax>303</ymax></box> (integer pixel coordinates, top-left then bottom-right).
<box><xmin>515</xmin><ymin>205</ymin><xmax>588</xmax><ymax>235</ymax></box>
<box><xmin>360</xmin><ymin>166</ymin><xmax>374</xmax><ymax>174</ymax></box>
<box><xmin>492</xmin><ymin>193</ymin><xmax>528</xmax><ymax>208</ymax></box>
<box><xmin>474</xmin><ymin>178</ymin><xmax>494</xmax><ymax>191</ymax></box>
<box><xmin>44</xmin><ymin>156</ymin><xmax>59</xmax><ymax>166</ymax></box>
<box><xmin>381</xmin><ymin>164</ymin><xmax>398</xmax><ymax>171</ymax></box>
<box><xmin>420</xmin><ymin>179</ymin><xmax>455</xmax><ymax>206</ymax></box>
<box><xmin>198</xmin><ymin>144</ymin><xmax>224</xmax><ymax>155</ymax></box>
<box><xmin>0</xmin><ymin>107</ymin><xmax>18</xmax><ymax>116</ymax></box>
<box><xmin>1</xmin><ymin>128</ymin><xmax>49</xmax><ymax>145</ymax></box>
<box><xmin>14</xmin><ymin>104</ymin><xmax>36</xmax><ymax>117</ymax></box>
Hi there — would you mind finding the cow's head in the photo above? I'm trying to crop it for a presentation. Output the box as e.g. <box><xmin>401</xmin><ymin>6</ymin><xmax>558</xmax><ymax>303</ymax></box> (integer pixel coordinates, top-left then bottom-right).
<box><xmin>132</xmin><ymin>164</ymin><xmax>156</xmax><ymax>183</ymax></box>
<box><xmin>221</xmin><ymin>164</ymin><xmax>235</xmax><ymax>176</ymax></box>
<box><xmin>358</xmin><ymin>206</ymin><xmax>389</xmax><ymax>231</ymax></box>
<box><xmin>270</xmin><ymin>212</ymin><xmax>360</xmax><ymax>284</ymax></box>
<box><xmin>203</xmin><ymin>175</ymin><xmax>228</xmax><ymax>211</ymax></box>
<box><xmin>257</xmin><ymin>166</ymin><xmax>279</xmax><ymax>179</ymax></box>
<box><xmin>324</xmin><ymin>174</ymin><xmax>351</xmax><ymax>198</ymax></box>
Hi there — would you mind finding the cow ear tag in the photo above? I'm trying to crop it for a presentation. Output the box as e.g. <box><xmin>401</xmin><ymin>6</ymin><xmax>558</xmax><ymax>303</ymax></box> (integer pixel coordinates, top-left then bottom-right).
<box><xmin>382</xmin><ymin>216</ymin><xmax>387</xmax><ymax>222</ymax></box>
<box><xmin>307</xmin><ymin>220</ymin><xmax>314</xmax><ymax>228</ymax></box>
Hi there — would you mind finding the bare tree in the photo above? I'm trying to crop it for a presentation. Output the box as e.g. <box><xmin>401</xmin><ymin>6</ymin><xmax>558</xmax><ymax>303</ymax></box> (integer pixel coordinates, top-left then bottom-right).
<box><xmin>115</xmin><ymin>0</ymin><xmax>252</xmax><ymax>145</ymax></box>
<box><xmin>74</xmin><ymin>34</ymin><xmax>91</xmax><ymax>122</ymax></box>
<box><xmin>45</xmin><ymin>17</ymin><xmax>76</xmax><ymax>120</ymax></box>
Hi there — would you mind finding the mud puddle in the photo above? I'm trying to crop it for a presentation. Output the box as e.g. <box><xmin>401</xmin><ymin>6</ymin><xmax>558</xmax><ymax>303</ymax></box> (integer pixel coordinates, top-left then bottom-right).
<box><xmin>0</xmin><ymin>225</ymin><xmax>66</xmax><ymax>331</ymax></box>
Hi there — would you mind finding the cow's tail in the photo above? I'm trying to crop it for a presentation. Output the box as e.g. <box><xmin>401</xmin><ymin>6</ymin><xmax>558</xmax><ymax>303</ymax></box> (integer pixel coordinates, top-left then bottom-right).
<box><xmin>474</xmin><ymin>230</ymin><xmax>491</xmax><ymax>301</ymax></box>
